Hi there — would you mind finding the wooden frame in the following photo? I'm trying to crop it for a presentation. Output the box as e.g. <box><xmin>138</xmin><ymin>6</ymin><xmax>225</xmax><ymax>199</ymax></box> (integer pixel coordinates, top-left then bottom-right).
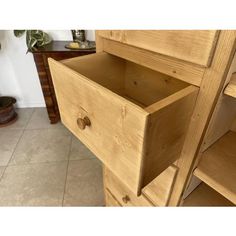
<box><xmin>48</xmin><ymin>30</ymin><xmax>236</xmax><ymax>206</ymax></box>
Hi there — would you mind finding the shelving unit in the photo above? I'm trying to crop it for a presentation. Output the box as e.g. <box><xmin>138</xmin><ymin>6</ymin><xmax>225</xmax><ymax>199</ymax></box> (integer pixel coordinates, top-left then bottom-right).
<box><xmin>194</xmin><ymin>131</ymin><xmax>236</xmax><ymax>205</ymax></box>
<box><xmin>183</xmin><ymin>183</ymin><xmax>234</xmax><ymax>206</ymax></box>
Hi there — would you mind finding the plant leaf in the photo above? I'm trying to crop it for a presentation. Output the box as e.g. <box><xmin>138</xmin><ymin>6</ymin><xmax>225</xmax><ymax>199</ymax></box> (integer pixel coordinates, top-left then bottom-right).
<box><xmin>14</xmin><ymin>30</ymin><xmax>26</xmax><ymax>37</ymax></box>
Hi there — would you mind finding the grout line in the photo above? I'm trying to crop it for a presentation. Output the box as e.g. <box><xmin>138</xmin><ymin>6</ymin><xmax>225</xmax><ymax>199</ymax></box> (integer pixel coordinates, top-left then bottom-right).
<box><xmin>6</xmin><ymin>159</ymin><xmax>70</xmax><ymax>168</ymax></box>
<box><xmin>69</xmin><ymin>157</ymin><xmax>97</xmax><ymax>162</ymax></box>
<box><xmin>23</xmin><ymin>107</ymin><xmax>35</xmax><ymax>130</ymax></box>
<box><xmin>61</xmin><ymin>135</ymin><xmax>73</xmax><ymax>207</ymax></box>
<box><xmin>0</xmin><ymin>129</ymin><xmax>26</xmax><ymax>183</ymax></box>
<box><xmin>0</xmin><ymin>108</ymin><xmax>35</xmax><ymax>182</ymax></box>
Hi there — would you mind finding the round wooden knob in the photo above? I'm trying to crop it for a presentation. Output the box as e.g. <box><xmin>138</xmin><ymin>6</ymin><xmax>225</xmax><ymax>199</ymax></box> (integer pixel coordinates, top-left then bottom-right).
<box><xmin>122</xmin><ymin>195</ymin><xmax>130</xmax><ymax>204</ymax></box>
<box><xmin>77</xmin><ymin>116</ymin><xmax>91</xmax><ymax>130</ymax></box>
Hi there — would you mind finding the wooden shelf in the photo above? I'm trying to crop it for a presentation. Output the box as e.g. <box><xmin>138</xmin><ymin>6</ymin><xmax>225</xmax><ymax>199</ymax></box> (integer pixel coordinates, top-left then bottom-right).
<box><xmin>194</xmin><ymin>131</ymin><xmax>236</xmax><ymax>204</ymax></box>
<box><xmin>142</xmin><ymin>165</ymin><xmax>178</xmax><ymax>206</ymax></box>
<box><xmin>183</xmin><ymin>183</ymin><xmax>234</xmax><ymax>206</ymax></box>
<box><xmin>224</xmin><ymin>73</ymin><xmax>236</xmax><ymax>98</ymax></box>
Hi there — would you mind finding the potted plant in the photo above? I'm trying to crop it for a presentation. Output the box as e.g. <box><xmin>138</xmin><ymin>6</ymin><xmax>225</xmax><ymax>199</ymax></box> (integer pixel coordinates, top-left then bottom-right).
<box><xmin>0</xmin><ymin>97</ymin><xmax>18</xmax><ymax>127</ymax></box>
<box><xmin>14</xmin><ymin>30</ymin><xmax>52</xmax><ymax>52</ymax></box>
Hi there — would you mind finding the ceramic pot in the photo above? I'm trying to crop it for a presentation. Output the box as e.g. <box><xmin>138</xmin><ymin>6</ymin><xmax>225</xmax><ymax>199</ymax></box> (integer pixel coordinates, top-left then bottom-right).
<box><xmin>0</xmin><ymin>96</ymin><xmax>17</xmax><ymax>127</ymax></box>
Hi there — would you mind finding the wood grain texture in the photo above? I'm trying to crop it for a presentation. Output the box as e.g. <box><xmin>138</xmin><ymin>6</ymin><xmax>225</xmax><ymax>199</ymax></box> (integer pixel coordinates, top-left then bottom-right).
<box><xmin>169</xmin><ymin>30</ymin><xmax>236</xmax><ymax>206</ymax></box>
<box><xmin>124</xmin><ymin>61</ymin><xmax>189</xmax><ymax>106</ymax></box>
<box><xmin>142</xmin><ymin>165</ymin><xmax>178</xmax><ymax>206</ymax></box>
<box><xmin>141</xmin><ymin>86</ymin><xmax>199</xmax><ymax>187</ymax></box>
<box><xmin>104</xmin><ymin>167</ymin><xmax>153</xmax><ymax>206</ymax></box>
<box><xmin>102</xmin><ymin>38</ymin><xmax>204</xmax><ymax>86</ymax></box>
<box><xmin>183</xmin><ymin>183</ymin><xmax>234</xmax><ymax>206</ymax></box>
<box><xmin>224</xmin><ymin>73</ymin><xmax>236</xmax><ymax>98</ymax></box>
<box><xmin>194</xmin><ymin>131</ymin><xmax>236</xmax><ymax>204</ymax></box>
<box><xmin>202</xmin><ymin>51</ymin><xmax>236</xmax><ymax>150</ymax></box>
<box><xmin>105</xmin><ymin>189</ymin><xmax>121</xmax><ymax>206</ymax></box>
<box><xmin>202</xmin><ymin>95</ymin><xmax>236</xmax><ymax>151</ymax></box>
<box><xmin>202</xmin><ymin>55</ymin><xmax>236</xmax><ymax>150</ymax></box>
<box><xmin>49</xmin><ymin>56</ymin><xmax>148</xmax><ymax>195</ymax></box>
<box><xmin>98</xmin><ymin>30</ymin><xmax>219</xmax><ymax>67</ymax></box>
<box><xmin>95</xmin><ymin>31</ymin><xmax>104</xmax><ymax>53</ymax></box>
<box><xmin>49</xmin><ymin>52</ymin><xmax>197</xmax><ymax>195</ymax></box>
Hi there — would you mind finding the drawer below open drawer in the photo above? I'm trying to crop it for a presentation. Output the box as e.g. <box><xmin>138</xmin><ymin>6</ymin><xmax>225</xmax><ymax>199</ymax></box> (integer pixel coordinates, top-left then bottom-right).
<box><xmin>104</xmin><ymin>167</ymin><xmax>153</xmax><ymax>207</ymax></box>
<box><xmin>49</xmin><ymin>52</ymin><xmax>198</xmax><ymax>195</ymax></box>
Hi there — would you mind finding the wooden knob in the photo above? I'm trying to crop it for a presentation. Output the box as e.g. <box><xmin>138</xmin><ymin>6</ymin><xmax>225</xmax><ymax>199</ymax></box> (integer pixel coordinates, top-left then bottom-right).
<box><xmin>122</xmin><ymin>195</ymin><xmax>130</xmax><ymax>204</ymax></box>
<box><xmin>77</xmin><ymin>116</ymin><xmax>91</xmax><ymax>130</ymax></box>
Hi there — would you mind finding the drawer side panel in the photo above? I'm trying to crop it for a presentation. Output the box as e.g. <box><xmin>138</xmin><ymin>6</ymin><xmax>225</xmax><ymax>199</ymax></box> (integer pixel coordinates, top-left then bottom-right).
<box><xmin>141</xmin><ymin>86</ymin><xmax>199</xmax><ymax>187</ymax></box>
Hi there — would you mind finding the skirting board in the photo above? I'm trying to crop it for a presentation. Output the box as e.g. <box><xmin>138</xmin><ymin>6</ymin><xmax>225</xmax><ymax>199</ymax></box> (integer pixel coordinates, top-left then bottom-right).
<box><xmin>16</xmin><ymin>102</ymin><xmax>46</xmax><ymax>108</ymax></box>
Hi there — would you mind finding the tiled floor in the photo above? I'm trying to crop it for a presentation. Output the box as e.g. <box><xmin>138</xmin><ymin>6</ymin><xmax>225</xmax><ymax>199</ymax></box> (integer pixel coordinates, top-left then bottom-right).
<box><xmin>0</xmin><ymin>108</ymin><xmax>104</xmax><ymax>206</ymax></box>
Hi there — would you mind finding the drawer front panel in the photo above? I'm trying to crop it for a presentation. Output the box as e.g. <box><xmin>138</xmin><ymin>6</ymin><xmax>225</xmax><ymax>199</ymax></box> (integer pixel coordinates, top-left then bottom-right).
<box><xmin>49</xmin><ymin>58</ymin><xmax>148</xmax><ymax>193</ymax></box>
<box><xmin>98</xmin><ymin>30</ymin><xmax>219</xmax><ymax>67</ymax></box>
<box><xmin>104</xmin><ymin>168</ymin><xmax>153</xmax><ymax>207</ymax></box>
<box><xmin>105</xmin><ymin>190</ymin><xmax>121</xmax><ymax>207</ymax></box>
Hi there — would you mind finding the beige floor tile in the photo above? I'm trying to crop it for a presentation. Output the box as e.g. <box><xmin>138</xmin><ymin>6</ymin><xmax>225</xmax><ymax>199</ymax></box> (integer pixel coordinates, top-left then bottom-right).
<box><xmin>0</xmin><ymin>130</ymin><xmax>23</xmax><ymax>166</ymax></box>
<box><xmin>0</xmin><ymin>166</ymin><xmax>5</xmax><ymax>179</ymax></box>
<box><xmin>63</xmin><ymin>159</ymin><xmax>105</xmax><ymax>206</ymax></box>
<box><xmin>1</xmin><ymin>108</ymin><xmax>34</xmax><ymax>130</ymax></box>
<box><xmin>69</xmin><ymin>136</ymin><xmax>97</xmax><ymax>161</ymax></box>
<box><xmin>26</xmin><ymin>108</ymin><xmax>65</xmax><ymax>130</ymax></box>
<box><xmin>0</xmin><ymin>162</ymin><xmax>68</xmax><ymax>206</ymax></box>
<box><xmin>10</xmin><ymin>129</ymin><xmax>72</xmax><ymax>165</ymax></box>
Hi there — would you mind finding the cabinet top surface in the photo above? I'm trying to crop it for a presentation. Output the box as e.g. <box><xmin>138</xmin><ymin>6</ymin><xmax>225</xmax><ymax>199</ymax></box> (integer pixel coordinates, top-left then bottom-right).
<box><xmin>32</xmin><ymin>40</ymin><xmax>96</xmax><ymax>53</ymax></box>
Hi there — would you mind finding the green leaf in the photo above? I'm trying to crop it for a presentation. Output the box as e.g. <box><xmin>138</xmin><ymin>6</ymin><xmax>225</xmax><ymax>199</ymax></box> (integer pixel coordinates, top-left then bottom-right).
<box><xmin>15</xmin><ymin>30</ymin><xmax>52</xmax><ymax>52</ymax></box>
<box><xmin>14</xmin><ymin>30</ymin><xmax>26</xmax><ymax>37</ymax></box>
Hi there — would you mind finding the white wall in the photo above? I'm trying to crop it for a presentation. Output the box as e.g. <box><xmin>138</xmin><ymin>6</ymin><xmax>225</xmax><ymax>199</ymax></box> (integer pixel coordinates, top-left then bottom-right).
<box><xmin>0</xmin><ymin>30</ymin><xmax>95</xmax><ymax>108</ymax></box>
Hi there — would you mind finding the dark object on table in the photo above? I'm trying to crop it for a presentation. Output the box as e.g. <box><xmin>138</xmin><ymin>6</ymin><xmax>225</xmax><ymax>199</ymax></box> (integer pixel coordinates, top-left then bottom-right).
<box><xmin>71</xmin><ymin>30</ymin><xmax>86</xmax><ymax>42</ymax></box>
<box><xmin>65</xmin><ymin>40</ymin><xmax>96</xmax><ymax>50</ymax></box>
<box><xmin>32</xmin><ymin>40</ymin><xmax>96</xmax><ymax>124</ymax></box>
<box><xmin>0</xmin><ymin>96</ymin><xmax>17</xmax><ymax>127</ymax></box>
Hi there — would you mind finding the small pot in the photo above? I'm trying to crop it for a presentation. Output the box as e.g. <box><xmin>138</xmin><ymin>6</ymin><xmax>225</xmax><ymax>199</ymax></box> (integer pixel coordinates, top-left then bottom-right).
<box><xmin>0</xmin><ymin>96</ymin><xmax>17</xmax><ymax>127</ymax></box>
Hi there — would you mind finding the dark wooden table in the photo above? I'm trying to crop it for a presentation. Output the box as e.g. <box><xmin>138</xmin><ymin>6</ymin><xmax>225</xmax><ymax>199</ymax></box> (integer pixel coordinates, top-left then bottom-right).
<box><xmin>32</xmin><ymin>41</ymin><xmax>96</xmax><ymax>124</ymax></box>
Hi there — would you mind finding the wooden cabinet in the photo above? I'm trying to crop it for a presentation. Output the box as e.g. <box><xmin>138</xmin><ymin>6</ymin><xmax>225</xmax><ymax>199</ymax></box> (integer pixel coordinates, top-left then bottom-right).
<box><xmin>97</xmin><ymin>30</ymin><xmax>219</xmax><ymax>67</ymax></box>
<box><xmin>48</xmin><ymin>30</ymin><xmax>236</xmax><ymax>206</ymax></box>
<box><xmin>104</xmin><ymin>167</ymin><xmax>153</xmax><ymax>206</ymax></box>
<box><xmin>182</xmin><ymin>43</ymin><xmax>236</xmax><ymax>207</ymax></box>
<box><xmin>49</xmin><ymin>52</ymin><xmax>198</xmax><ymax>195</ymax></box>
<box><xmin>32</xmin><ymin>41</ymin><xmax>95</xmax><ymax>124</ymax></box>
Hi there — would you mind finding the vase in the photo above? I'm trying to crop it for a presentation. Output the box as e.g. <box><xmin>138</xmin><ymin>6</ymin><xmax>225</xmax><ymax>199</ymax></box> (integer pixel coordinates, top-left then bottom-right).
<box><xmin>0</xmin><ymin>96</ymin><xmax>17</xmax><ymax>127</ymax></box>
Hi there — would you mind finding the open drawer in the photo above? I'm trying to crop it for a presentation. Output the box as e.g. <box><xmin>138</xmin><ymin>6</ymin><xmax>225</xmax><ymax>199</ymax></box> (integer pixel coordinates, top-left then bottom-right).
<box><xmin>48</xmin><ymin>52</ymin><xmax>198</xmax><ymax>195</ymax></box>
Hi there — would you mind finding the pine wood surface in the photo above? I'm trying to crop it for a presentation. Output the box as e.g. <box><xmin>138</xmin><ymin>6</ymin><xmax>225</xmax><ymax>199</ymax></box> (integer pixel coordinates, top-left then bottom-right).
<box><xmin>183</xmin><ymin>183</ymin><xmax>234</xmax><ymax>206</ymax></box>
<box><xmin>169</xmin><ymin>31</ymin><xmax>236</xmax><ymax>206</ymax></box>
<box><xmin>195</xmin><ymin>131</ymin><xmax>236</xmax><ymax>204</ymax></box>
<box><xmin>98</xmin><ymin>30</ymin><xmax>219</xmax><ymax>67</ymax></box>
<box><xmin>49</xmin><ymin>52</ymin><xmax>197</xmax><ymax>195</ymax></box>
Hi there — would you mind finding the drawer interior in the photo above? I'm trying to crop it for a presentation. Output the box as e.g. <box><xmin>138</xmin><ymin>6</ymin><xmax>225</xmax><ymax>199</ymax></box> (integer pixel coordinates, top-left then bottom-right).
<box><xmin>62</xmin><ymin>52</ymin><xmax>189</xmax><ymax>108</ymax></box>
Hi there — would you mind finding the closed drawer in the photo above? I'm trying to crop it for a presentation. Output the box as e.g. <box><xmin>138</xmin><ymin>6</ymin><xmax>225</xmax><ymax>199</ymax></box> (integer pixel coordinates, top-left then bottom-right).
<box><xmin>97</xmin><ymin>30</ymin><xmax>219</xmax><ymax>67</ymax></box>
<box><xmin>49</xmin><ymin>52</ymin><xmax>198</xmax><ymax>195</ymax></box>
<box><xmin>104</xmin><ymin>167</ymin><xmax>153</xmax><ymax>207</ymax></box>
<box><xmin>105</xmin><ymin>190</ymin><xmax>121</xmax><ymax>207</ymax></box>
